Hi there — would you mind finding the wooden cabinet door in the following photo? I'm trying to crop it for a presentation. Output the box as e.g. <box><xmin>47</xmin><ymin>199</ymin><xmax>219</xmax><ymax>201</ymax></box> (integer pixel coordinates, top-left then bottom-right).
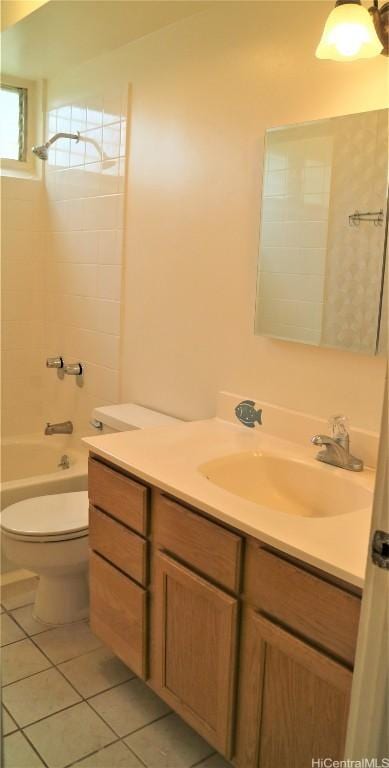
<box><xmin>90</xmin><ymin>552</ymin><xmax>147</xmax><ymax>679</ymax></box>
<box><xmin>235</xmin><ymin>609</ymin><xmax>352</xmax><ymax>768</ymax></box>
<box><xmin>152</xmin><ymin>551</ymin><xmax>238</xmax><ymax>758</ymax></box>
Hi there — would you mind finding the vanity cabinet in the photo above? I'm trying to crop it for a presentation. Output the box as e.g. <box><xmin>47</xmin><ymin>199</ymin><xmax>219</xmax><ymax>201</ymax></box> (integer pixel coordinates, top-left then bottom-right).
<box><xmin>152</xmin><ymin>551</ymin><xmax>238</xmax><ymax>756</ymax></box>
<box><xmin>88</xmin><ymin>455</ymin><xmax>361</xmax><ymax>766</ymax></box>
<box><xmin>235</xmin><ymin>609</ymin><xmax>352</xmax><ymax>768</ymax></box>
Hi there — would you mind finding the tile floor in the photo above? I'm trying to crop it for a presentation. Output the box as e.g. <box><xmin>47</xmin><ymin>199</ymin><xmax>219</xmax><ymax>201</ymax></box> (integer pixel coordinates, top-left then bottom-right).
<box><xmin>1</xmin><ymin>578</ymin><xmax>232</xmax><ymax>768</ymax></box>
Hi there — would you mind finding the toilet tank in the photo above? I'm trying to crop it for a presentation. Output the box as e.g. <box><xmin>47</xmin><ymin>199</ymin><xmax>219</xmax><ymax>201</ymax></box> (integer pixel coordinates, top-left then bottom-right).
<box><xmin>91</xmin><ymin>403</ymin><xmax>182</xmax><ymax>434</ymax></box>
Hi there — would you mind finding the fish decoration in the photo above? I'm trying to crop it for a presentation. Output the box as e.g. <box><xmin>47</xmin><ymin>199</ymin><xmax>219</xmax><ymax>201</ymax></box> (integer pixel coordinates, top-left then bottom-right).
<box><xmin>235</xmin><ymin>400</ymin><xmax>262</xmax><ymax>428</ymax></box>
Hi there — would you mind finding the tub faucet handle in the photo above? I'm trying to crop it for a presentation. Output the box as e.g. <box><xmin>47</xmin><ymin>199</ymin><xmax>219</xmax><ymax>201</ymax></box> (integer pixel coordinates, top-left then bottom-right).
<box><xmin>63</xmin><ymin>362</ymin><xmax>83</xmax><ymax>376</ymax></box>
<box><xmin>47</xmin><ymin>356</ymin><xmax>63</xmax><ymax>369</ymax></box>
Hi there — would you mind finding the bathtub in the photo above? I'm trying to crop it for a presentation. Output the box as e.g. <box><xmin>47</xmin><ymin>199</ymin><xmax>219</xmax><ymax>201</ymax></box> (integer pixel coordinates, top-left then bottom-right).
<box><xmin>1</xmin><ymin>434</ymin><xmax>88</xmax><ymax>510</ymax></box>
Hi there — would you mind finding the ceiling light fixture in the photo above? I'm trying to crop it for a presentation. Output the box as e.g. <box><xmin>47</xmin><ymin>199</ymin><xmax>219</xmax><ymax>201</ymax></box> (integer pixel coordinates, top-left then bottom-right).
<box><xmin>316</xmin><ymin>0</ymin><xmax>388</xmax><ymax>61</ymax></box>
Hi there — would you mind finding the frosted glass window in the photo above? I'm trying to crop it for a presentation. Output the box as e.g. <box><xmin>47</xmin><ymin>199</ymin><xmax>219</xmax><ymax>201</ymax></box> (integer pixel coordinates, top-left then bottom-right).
<box><xmin>0</xmin><ymin>85</ymin><xmax>27</xmax><ymax>161</ymax></box>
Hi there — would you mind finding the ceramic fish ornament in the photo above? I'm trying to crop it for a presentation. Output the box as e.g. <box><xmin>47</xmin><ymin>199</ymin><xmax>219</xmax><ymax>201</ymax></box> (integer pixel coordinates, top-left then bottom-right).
<box><xmin>235</xmin><ymin>400</ymin><xmax>262</xmax><ymax>428</ymax></box>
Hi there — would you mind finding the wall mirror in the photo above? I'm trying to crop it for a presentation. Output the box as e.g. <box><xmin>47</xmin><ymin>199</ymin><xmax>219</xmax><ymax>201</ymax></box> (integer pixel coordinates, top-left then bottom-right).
<box><xmin>255</xmin><ymin>109</ymin><xmax>388</xmax><ymax>355</ymax></box>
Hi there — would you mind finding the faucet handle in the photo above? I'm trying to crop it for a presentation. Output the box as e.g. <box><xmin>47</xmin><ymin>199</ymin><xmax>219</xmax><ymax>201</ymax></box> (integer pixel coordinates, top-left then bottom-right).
<box><xmin>47</xmin><ymin>356</ymin><xmax>63</xmax><ymax>369</ymax></box>
<box><xmin>329</xmin><ymin>414</ymin><xmax>349</xmax><ymax>436</ymax></box>
<box><xmin>329</xmin><ymin>414</ymin><xmax>349</xmax><ymax>449</ymax></box>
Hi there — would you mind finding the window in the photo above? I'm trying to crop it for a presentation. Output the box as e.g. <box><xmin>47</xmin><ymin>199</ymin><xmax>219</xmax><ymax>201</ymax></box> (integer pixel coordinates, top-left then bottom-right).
<box><xmin>0</xmin><ymin>84</ymin><xmax>27</xmax><ymax>161</ymax></box>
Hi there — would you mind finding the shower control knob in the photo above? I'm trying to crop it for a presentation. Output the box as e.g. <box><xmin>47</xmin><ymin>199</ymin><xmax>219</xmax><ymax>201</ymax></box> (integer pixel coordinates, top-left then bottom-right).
<box><xmin>64</xmin><ymin>362</ymin><xmax>83</xmax><ymax>376</ymax></box>
<box><xmin>46</xmin><ymin>356</ymin><xmax>64</xmax><ymax>369</ymax></box>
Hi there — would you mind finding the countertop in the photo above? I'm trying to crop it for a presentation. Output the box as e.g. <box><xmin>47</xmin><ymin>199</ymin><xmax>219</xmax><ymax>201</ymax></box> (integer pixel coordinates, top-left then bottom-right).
<box><xmin>83</xmin><ymin>418</ymin><xmax>376</xmax><ymax>588</ymax></box>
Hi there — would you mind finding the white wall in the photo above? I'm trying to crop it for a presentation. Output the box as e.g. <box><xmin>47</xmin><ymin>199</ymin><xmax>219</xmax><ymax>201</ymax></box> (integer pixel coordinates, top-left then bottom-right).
<box><xmin>45</xmin><ymin>2</ymin><xmax>388</xmax><ymax>432</ymax></box>
<box><xmin>1</xmin><ymin>175</ymin><xmax>47</xmax><ymax>436</ymax></box>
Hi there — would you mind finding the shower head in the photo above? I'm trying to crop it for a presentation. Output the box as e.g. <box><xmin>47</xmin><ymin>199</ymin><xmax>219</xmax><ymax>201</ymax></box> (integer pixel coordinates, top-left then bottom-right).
<box><xmin>32</xmin><ymin>131</ymin><xmax>81</xmax><ymax>161</ymax></box>
<box><xmin>32</xmin><ymin>144</ymin><xmax>49</xmax><ymax>160</ymax></box>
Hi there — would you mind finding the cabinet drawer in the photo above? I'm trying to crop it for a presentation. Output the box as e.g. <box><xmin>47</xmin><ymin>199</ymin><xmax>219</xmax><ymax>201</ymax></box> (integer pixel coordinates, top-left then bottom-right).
<box><xmin>89</xmin><ymin>505</ymin><xmax>147</xmax><ymax>586</ymax></box>
<box><xmin>90</xmin><ymin>552</ymin><xmax>147</xmax><ymax>679</ymax></box>
<box><xmin>245</xmin><ymin>543</ymin><xmax>361</xmax><ymax>666</ymax></box>
<box><xmin>153</xmin><ymin>492</ymin><xmax>242</xmax><ymax>593</ymax></box>
<box><xmin>88</xmin><ymin>457</ymin><xmax>148</xmax><ymax>535</ymax></box>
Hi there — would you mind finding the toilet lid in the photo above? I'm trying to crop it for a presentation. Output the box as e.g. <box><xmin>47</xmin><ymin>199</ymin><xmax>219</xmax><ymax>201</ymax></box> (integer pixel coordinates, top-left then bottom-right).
<box><xmin>0</xmin><ymin>491</ymin><xmax>89</xmax><ymax>539</ymax></box>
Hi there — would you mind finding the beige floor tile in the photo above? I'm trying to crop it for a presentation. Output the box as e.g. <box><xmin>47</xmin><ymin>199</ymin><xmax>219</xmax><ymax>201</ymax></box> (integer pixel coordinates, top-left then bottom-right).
<box><xmin>124</xmin><ymin>713</ymin><xmax>213</xmax><ymax>767</ymax></box>
<box><xmin>72</xmin><ymin>740</ymin><xmax>144</xmax><ymax>767</ymax></box>
<box><xmin>2</xmin><ymin>707</ymin><xmax>18</xmax><ymax>736</ymax></box>
<box><xmin>1</xmin><ymin>638</ymin><xmax>52</xmax><ymax>685</ymax></box>
<box><xmin>25</xmin><ymin>701</ymin><xmax>117</xmax><ymax>768</ymax></box>
<box><xmin>196</xmin><ymin>753</ymin><xmax>233</xmax><ymax>767</ymax></box>
<box><xmin>59</xmin><ymin>646</ymin><xmax>134</xmax><ymax>697</ymax></box>
<box><xmin>89</xmin><ymin>678</ymin><xmax>170</xmax><ymax>737</ymax></box>
<box><xmin>1</xmin><ymin>614</ymin><xmax>27</xmax><ymax>646</ymax></box>
<box><xmin>1</xmin><ymin>578</ymin><xmax>39</xmax><ymax>610</ymax></box>
<box><xmin>34</xmin><ymin>621</ymin><xmax>101</xmax><ymax>663</ymax></box>
<box><xmin>3</xmin><ymin>667</ymin><xmax>81</xmax><ymax>727</ymax></box>
<box><xmin>10</xmin><ymin>605</ymin><xmax>53</xmax><ymax>637</ymax></box>
<box><xmin>2</xmin><ymin>731</ymin><xmax>45</xmax><ymax>768</ymax></box>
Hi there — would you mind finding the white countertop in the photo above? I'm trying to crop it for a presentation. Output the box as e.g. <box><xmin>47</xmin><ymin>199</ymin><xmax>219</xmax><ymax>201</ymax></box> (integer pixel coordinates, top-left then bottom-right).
<box><xmin>83</xmin><ymin>418</ymin><xmax>376</xmax><ymax>588</ymax></box>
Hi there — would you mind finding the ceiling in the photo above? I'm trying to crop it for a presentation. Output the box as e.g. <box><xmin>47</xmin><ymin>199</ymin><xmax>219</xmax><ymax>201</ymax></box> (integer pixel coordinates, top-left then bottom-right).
<box><xmin>1</xmin><ymin>1</ymin><xmax>49</xmax><ymax>32</ymax></box>
<box><xmin>1</xmin><ymin>0</ymin><xmax>212</xmax><ymax>79</ymax></box>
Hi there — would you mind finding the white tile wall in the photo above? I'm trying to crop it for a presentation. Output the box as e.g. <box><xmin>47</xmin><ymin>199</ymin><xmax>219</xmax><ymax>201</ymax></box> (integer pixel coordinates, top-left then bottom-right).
<box><xmin>256</xmin><ymin>123</ymin><xmax>332</xmax><ymax>344</ymax></box>
<box><xmin>44</xmin><ymin>86</ymin><xmax>127</xmax><ymax>435</ymax></box>
<box><xmin>1</xmin><ymin>87</ymin><xmax>127</xmax><ymax>441</ymax></box>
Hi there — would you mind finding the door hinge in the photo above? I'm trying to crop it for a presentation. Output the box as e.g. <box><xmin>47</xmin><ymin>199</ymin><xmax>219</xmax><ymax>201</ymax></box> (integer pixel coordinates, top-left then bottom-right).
<box><xmin>371</xmin><ymin>530</ymin><xmax>389</xmax><ymax>569</ymax></box>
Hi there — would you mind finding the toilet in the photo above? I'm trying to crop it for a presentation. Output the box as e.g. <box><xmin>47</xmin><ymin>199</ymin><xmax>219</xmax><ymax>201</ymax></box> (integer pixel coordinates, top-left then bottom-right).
<box><xmin>0</xmin><ymin>404</ymin><xmax>181</xmax><ymax>625</ymax></box>
<box><xmin>1</xmin><ymin>492</ymin><xmax>89</xmax><ymax>625</ymax></box>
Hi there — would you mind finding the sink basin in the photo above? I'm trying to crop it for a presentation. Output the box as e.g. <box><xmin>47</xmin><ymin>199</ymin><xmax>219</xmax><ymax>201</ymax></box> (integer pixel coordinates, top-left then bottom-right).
<box><xmin>199</xmin><ymin>452</ymin><xmax>372</xmax><ymax>518</ymax></box>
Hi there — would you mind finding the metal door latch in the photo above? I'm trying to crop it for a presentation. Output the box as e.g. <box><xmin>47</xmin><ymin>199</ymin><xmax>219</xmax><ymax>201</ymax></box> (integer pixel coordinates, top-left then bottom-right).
<box><xmin>371</xmin><ymin>530</ymin><xmax>389</xmax><ymax>569</ymax></box>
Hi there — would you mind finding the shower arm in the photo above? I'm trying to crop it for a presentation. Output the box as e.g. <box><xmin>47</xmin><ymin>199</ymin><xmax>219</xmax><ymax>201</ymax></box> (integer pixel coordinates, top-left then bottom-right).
<box><xmin>44</xmin><ymin>131</ymin><xmax>80</xmax><ymax>149</ymax></box>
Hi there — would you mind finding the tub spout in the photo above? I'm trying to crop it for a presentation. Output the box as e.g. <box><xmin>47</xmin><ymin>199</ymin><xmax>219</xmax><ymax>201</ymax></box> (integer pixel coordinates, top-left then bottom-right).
<box><xmin>45</xmin><ymin>421</ymin><xmax>73</xmax><ymax>435</ymax></box>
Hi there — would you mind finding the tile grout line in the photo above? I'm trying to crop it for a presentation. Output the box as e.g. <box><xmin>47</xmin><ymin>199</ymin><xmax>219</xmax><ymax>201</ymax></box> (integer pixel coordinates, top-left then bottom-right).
<box><xmin>119</xmin><ymin>740</ymin><xmax>149</xmax><ymax>768</ymax></box>
<box><xmin>1</xmin><ymin>702</ymin><xmax>21</xmax><ymax>737</ymax></box>
<box><xmin>20</xmin><ymin>728</ymin><xmax>51</xmax><ymax>768</ymax></box>
<box><xmin>61</xmin><ymin>736</ymin><xmax>123</xmax><ymax>768</ymax></box>
<box><xmin>61</xmin><ymin>734</ymin><xmax>149</xmax><ymax>768</ymax></box>
<box><xmin>115</xmin><ymin>710</ymin><xmax>173</xmax><ymax>742</ymax></box>
<box><xmin>190</xmin><ymin>753</ymin><xmax>218</xmax><ymax>768</ymax></box>
<box><xmin>2</xmin><ymin>661</ymin><xmax>54</xmax><ymax>689</ymax></box>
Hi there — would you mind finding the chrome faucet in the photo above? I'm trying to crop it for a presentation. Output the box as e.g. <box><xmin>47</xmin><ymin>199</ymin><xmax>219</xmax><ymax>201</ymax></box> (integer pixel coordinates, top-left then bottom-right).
<box><xmin>45</xmin><ymin>421</ymin><xmax>73</xmax><ymax>435</ymax></box>
<box><xmin>311</xmin><ymin>415</ymin><xmax>363</xmax><ymax>472</ymax></box>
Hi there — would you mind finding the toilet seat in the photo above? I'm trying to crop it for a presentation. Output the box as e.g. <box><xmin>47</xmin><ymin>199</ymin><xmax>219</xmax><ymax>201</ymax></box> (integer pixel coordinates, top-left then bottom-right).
<box><xmin>0</xmin><ymin>491</ymin><xmax>89</xmax><ymax>543</ymax></box>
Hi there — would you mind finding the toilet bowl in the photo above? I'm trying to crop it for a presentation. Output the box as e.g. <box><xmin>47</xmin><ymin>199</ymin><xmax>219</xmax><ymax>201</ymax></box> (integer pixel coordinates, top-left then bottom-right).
<box><xmin>0</xmin><ymin>491</ymin><xmax>89</xmax><ymax>625</ymax></box>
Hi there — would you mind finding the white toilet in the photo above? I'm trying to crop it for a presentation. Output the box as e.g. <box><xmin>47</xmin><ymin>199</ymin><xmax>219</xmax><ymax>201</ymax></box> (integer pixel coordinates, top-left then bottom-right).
<box><xmin>1</xmin><ymin>492</ymin><xmax>89</xmax><ymax>625</ymax></box>
<box><xmin>0</xmin><ymin>404</ymin><xmax>180</xmax><ymax>625</ymax></box>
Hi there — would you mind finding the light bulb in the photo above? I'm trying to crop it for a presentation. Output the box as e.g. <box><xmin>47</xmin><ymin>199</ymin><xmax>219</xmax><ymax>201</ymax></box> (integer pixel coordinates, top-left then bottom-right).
<box><xmin>316</xmin><ymin>2</ymin><xmax>383</xmax><ymax>61</ymax></box>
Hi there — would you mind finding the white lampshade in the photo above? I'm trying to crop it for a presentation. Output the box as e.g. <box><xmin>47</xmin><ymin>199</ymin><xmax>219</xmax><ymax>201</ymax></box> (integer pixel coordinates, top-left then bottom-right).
<box><xmin>316</xmin><ymin>1</ymin><xmax>383</xmax><ymax>61</ymax></box>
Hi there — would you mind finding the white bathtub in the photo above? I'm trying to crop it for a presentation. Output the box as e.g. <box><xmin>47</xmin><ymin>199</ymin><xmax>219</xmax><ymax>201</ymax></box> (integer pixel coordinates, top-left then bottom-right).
<box><xmin>1</xmin><ymin>435</ymin><xmax>88</xmax><ymax>510</ymax></box>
